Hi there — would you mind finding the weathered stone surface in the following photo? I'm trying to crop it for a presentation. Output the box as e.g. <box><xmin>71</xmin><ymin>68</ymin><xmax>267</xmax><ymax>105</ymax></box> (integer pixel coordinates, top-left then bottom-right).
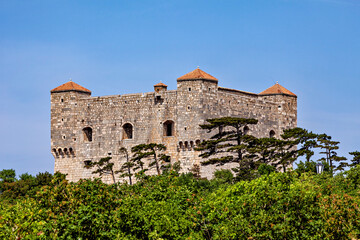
<box><xmin>50</xmin><ymin>70</ymin><xmax>297</xmax><ymax>183</ymax></box>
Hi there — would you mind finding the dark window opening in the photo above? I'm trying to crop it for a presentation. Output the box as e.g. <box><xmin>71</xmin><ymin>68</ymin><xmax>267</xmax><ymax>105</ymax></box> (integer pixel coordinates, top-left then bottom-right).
<box><xmin>179</xmin><ymin>141</ymin><xmax>184</xmax><ymax>150</ymax></box>
<box><xmin>84</xmin><ymin>160</ymin><xmax>92</xmax><ymax>166</ymax></box>
<box><xmin>123</xmin><ymin>123</ymin><xmax>133</xmax><ymax>139</ymax></box>
<box><xmin>195</xmin><ymin>140</ymin><xmax>201</xmax><ymax>146</ymax></box>
<box><xmin>69</xmin><ymin>148</ymin><xmax>74</xmax><ymax>155</ymax></box>
<box><xmin>184</xmin><ymin>141</ymin><xmax>189</xmax><ymax>150</ymax></box>
<box><xmin>189</xmin><ymin>88</ymin><xmax>191</xmax><ymax>91</ymax></box>
<box><xmin>269</xmin><ymin>130</ymin><xmax>275</xmax><ymax>138</ymax></box>
<box><xmin>244</xmin><ymin>126</ymin><xmax>249</xmax><ymax>135</ymax></box>
<box><xmin>190</xmin><ymin>141</ymin><xmax>194</xmax><ymax>148</ymax></box>
<box><xmin>83</xmin><ymin>127</ymin><xmax>93</xmax><ymax>142</ymax></box>
<box><xmin>61</xmin><ymin>98</ymin><xmax>64</xmax><ymax>103</ymax></box>
<box><xmin>58</xmin><ymin>148</ymin><xmax>64</xmax><ymax>157</ymax></box>
<box><xmin>163</xmin><ymin>120</ymin><xmax>174</xmax><ymax>136</ymax></box>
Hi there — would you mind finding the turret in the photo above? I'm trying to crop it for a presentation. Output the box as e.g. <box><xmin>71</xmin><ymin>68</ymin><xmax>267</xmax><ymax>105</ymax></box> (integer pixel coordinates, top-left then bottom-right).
<box><xmin>50</xmin><ymin>80</ymin><xmax>91</xmax><ymax>158</ymax></box>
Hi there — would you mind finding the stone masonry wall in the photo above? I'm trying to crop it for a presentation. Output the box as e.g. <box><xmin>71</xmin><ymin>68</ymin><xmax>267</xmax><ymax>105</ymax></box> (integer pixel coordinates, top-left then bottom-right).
<box><xmin>51</xmin><ymin>79</ymin><xmax>297</xmax><ymax>183</ymax></box>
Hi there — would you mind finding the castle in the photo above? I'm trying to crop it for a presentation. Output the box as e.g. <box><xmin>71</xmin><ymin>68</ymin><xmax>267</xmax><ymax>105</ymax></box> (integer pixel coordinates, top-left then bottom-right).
<box><xmin>50</xmin><ymin>68</ymin><xmax>297</xmax><ymax>182</ymax></box>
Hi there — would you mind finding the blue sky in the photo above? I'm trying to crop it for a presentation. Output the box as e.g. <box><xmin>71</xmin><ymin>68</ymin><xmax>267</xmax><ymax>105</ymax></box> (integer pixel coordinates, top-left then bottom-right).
<box><xmin>0</xmin><ymin>0</ymin><xmax>359</xmax><ymax>176</ymax></box>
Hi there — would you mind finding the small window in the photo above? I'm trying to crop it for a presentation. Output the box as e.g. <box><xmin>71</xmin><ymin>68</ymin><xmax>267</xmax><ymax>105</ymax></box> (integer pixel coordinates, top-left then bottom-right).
<box><xmin>244</xmin><ymin>126</ymin><xmax>249</xmax><ymax>135</ymax></box>
<box><xmin>179</xmin><ymin>141</ymin><xmax>184</xmax><ymax>150</ymax></box>
<box><xmin>269</xmin><ymin>130</ymin><xmax>275</xmax><ymax>138</ymax></box>
<box><xmin>184</xmin><ymin>141</ymin><xmax>189</xmax><ymax>149</ymax></box>
<box><xmin>190</xmin><ymin>141</ymin><xmax>194</xmax><ymax>148</ymax></box>
<box><xmin>189</xmin><ymin>88</ymin><xmax>191</xmax><ymax>91</ymax></box>
<box><xmin>69</xmin><ymin>148</ymin><xmax>74</xmax><ymax>155</ymax></box>
<box><xmin>163</xmin><ymin>120</ymin><xmax>174</xmax><ymax>136</ymax></box>
<box><xmin>62</xmin><ymin>135</ymin><xmax>66</xmax><ymax>140</ymax></box>
<box><xmin>58</xmin><ymin>148</ymin><xmax>64</xmax><ymax>157</ymax></box>
<box><xmin>61</xmin><ymin>98</ymin><xmax>64</xmax><ymax>103</ymax></box>
<box><xmin>195</xmin><ymin>140</ymin><xmax>201</xmax><ymax>146</ymax></box>
<box><xmin>64</xmin><ymin>148</ymin><xmax>68</xmax><ymax>155</ymax></box>
<box><xmin>83</xmin><ymin>127</ymin><xmax>93</xmax><ymax>142</ymax></box>
<box><xmin>209</xmin><ymin>88</ymin><xmax>211</xmax><ymax>91</ymax></box>
<box><xmin>123</xmin><ymin>123</ymin><xmax>133</xmax><ymax>139</ymax></box>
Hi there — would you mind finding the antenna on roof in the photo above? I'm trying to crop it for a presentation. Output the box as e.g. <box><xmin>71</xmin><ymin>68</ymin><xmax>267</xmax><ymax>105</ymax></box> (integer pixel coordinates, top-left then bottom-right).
<box><xmin>276</xmin><ymin>81</ymin><xmax>279</xmax><ymax>84</ymax></box>
<box><xmin>197</xmin><ymin>66</ymin><xmax>200</xmax><ymax>69</ymax></box>
<box><xmin>69</xmin><ymin>78</ymin><xmax>72</xmax><ymax>82</ymax></box>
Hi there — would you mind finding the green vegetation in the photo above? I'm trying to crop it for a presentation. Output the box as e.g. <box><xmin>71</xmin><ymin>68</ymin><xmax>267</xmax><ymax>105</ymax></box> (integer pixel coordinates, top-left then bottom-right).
<box><xmin>1</xmin><ymin>117</ymin><xmax>359</xmax><ymax>239</ymax></box>
<box><xmin>1</xmin><ymin>168</ymin><xmax>360</xmax><ymax>239</ymax></box>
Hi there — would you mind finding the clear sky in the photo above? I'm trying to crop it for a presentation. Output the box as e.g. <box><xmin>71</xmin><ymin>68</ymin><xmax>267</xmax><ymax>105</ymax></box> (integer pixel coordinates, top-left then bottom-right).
<box><xmin>0</xmin><ymin>0</ymin><xmax>359</xmax><ymax>176</ymax></box>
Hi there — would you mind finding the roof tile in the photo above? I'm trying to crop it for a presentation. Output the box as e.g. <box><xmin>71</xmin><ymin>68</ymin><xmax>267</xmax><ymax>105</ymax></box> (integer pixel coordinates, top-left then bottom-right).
<box><xmin>259</xmin><ymin>83</ymin><xmax>296</xmax><ymax>96</ymax></box>
<box><xmin>177</xmin><ymin>68</ymin><xmax>218</xmax><ymax>81</ymax></box>
<box><xmin>51</xmin><ymin>81</ymin><xmax>91</xmax><ymax>93</ymax></box>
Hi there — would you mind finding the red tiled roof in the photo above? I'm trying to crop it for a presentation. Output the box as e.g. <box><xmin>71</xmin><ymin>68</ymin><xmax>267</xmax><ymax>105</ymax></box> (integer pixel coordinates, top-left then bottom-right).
<box><xmin>259</xmin><ymin>83</ymin><xmax>296</xmax><ymax>97</ymax></box>
<box><xmin>154</xmin><ymin>82</ymin><xmax>168</xmax><ymax>87</ymax></box>
<box><xmin>177</xmin><ymin>68</ymin><xmax>218</xmax><ymax>81</ymax></box>
<box><xmin>51</xmin><ymin>81</ymin><xmax>91</xmax><ymax>93</ymax></box>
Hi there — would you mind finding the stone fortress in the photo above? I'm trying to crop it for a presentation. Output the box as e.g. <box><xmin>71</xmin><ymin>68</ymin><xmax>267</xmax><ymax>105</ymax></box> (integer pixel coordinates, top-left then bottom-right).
<box><xmin>50</xmin><ymin>68</ymin><xmax>297</xmax><ymax>182</ymax></box>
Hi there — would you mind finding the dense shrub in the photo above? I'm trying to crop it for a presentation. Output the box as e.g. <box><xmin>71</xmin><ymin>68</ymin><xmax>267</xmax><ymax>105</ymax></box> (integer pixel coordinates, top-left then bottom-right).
<box><xmin>0</xmin><ymin>170</ymin><xmax>359</xmax><ymax>239</ymax></box>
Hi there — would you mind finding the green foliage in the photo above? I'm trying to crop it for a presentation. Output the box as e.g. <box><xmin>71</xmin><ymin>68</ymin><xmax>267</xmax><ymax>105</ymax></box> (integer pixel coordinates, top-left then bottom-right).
<box><xmin>213</xmin><ymin>169</ymin><xmax>234</xmax><ymax>184</ymax></box>
<box><xmin>349</xmin><ymin>151</ymin><xmax>360</xmax><ymax>167</ymax></box>
<box><xmin>258</xmin><ymin>163</ymin><xmax>276</xmax><ymax>175</ymax></box>
<box><xmin>131</xmin><ymin>143</ymin><xmax>170</xmax><ymax>176</ymax></box>
<box><xmin>85</xmin><ymin>157</ymin><xmax>117</xmax><ymax>183</ymax></box>
<box><xmin>197</xmin><ymin>117</ymin><xmax>258</xmax><ymax>180</ymax></box>
<box><xmin>0</xmin><ymin>169</ymin><xmax>16</xmax><ymax>183</ymax></box>
<box><xmin>1</xmin><ymin>169</ymin><xmax>360</xmax><ymax>239</ymax></box>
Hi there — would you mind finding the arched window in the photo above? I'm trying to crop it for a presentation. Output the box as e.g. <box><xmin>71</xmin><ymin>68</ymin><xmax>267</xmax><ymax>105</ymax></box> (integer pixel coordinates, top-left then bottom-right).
<box><xmin>190</xmin><ymin>141</ymin><xmax>194</xmax><ymax>149</ymax></box>
<box><xmin>195</xmin><ymin>139</ymin><xmax>201</xmax><ymax>146</ymax></box>
<box><xmin>123</xmin><ymin>123</ymin><xmax>133</xmax><ymax>139</ymax></box>
<box><xmin>52</xmin><ymin>148</ymin><xmax>58</xmax><ymax>157</ymax></box>
<box><xmin>64</xmin><ymin>148</ymin><xmax>68</xmax><ymax>156</ymax></box>
<box><xmin>163</xmin><ymin>120</ymin><xmax>174</xmax><ymax>136</ymax></box>
<box><xmin>58</xmin><ymin>148</ymin><xmax>64</xmax><ymax>157</ymax></box>
<box><xmin>69</xmin><ymin>148</ymin><xmax>74</xmax><ymax>156</ymax></box>
<box><xmin>269</xmin><ymin>130</ymin><xmax>275</xmax><ymax>138</ymax></box>
<box><xmin>83</xmin><ymin>127</ymin><xmax>93</xmax><ymax>142</ymax></box>
<box><xmin>184</xmin><ymin>141</ymin><xmax>189</xmax><ymax>150</ymax></box>
<box><xmin>179</xmin><ymin>141</ymin><xmax>184</xmax><ymax>150</ymax></box>
<box><xmin>243</xmin><ymin>126</ymin><xmax>249</xmax><ymax>135</ymax></box>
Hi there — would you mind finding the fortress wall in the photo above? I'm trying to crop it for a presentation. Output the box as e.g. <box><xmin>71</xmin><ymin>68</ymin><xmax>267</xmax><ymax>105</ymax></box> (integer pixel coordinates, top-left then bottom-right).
<box><xmin>51</xmin><ymin>79</ymin><xmax>297</xmax><ymax>182</ymax></box>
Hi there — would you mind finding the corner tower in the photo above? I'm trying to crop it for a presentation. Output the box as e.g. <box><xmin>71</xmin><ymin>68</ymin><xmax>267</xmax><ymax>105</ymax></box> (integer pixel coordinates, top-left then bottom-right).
<box><xmin>50</xmin><ymin>81</ymin><xmax>91</xmax><ymax>174</ymax></box>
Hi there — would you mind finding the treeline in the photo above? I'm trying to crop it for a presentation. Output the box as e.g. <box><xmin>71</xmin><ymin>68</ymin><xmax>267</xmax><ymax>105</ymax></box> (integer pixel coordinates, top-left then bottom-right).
<box><xmin>1</xmin><ymin>167</ymin><xmax>360</xmax><ymax>239</ymax></box>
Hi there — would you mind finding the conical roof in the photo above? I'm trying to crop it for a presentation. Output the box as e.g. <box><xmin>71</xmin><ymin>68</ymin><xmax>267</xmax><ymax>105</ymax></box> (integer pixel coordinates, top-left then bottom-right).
<box><xmin>259</xmin><ymin>83</ymin><xmax>296</xmax><ymax>97</ymax></box>
<box><xmin>177</xmin><ymin>68</ymin><xmax>218</xmax><ymax>82</ymax></box>
<box><xmin>51</xmin><ymin>81</ymin><xmax>91</xmax><ymax>94</ymax></box>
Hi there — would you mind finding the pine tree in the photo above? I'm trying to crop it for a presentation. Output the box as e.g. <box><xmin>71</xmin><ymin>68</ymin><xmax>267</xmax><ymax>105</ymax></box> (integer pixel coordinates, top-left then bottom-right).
<box><xmin>349</xmin><ymin>151</ymin><xmax>360</xmax><ymax>167</ymax></box>
<box><xmin>85</xmin><ymin>157</ymin><xmax>117</xmax><ymax>184</ymax></box>
<box><xmin>131</xmin><ymin>143</ymin><xmax>170</xmax><ymax>176</ymax></box>
<box><xmin>196</xmin><ymin>117</ymin><xmax>258</xmax><ymax>180</ymax></box>
<box><xmin>316</xmin><ymin>133</ymin><xmax>347</xmax><ymax>174</ymax></box>
<box><xmin>116</xmin><ymin>147</ymin><xmax>134</xmax><ymax>185</ymax></box>
<box><xmin>281</xmin><ymin>127</ymin><xmax>318</xmax><ymax>162</ymax></box>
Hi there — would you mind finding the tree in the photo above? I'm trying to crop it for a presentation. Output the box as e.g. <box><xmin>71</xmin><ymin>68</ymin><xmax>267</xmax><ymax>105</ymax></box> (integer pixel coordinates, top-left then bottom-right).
<box><xmin>85</xmin><ymin>157</ymin><xmax>117</xmax><ymax>184</ymax></box>
<box><xmin>349</xmin><ymin>151</ymin><xmax>360</xmax><ymax>167</ymax></box>
<box><xmin>0</xmin><ymin>169</ymin><xmax>16</xmax><ymax>183</ymax></box>
<box><xmin>116</xmin><ymin>147</ymin><xmax>134</xmax><ymax>185</ymax></box>
<box><xmin>131</xmin><ymin>143</ymin><xmax>170</xmax><ymax>176</ymax></box>
<box><xmin>196</xmin><ymin>117</ymin><xmax>258</xmax><ymax>180</ymax></box>
<box><xmin>282</xmin><ymin>127</ymin><xmax>318</xmax><ymax>162</ymax></box>
<box><xmin>316</xmin><ymin>134</ymin><xmax>347</xmax><ymax>174</ymax></box>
